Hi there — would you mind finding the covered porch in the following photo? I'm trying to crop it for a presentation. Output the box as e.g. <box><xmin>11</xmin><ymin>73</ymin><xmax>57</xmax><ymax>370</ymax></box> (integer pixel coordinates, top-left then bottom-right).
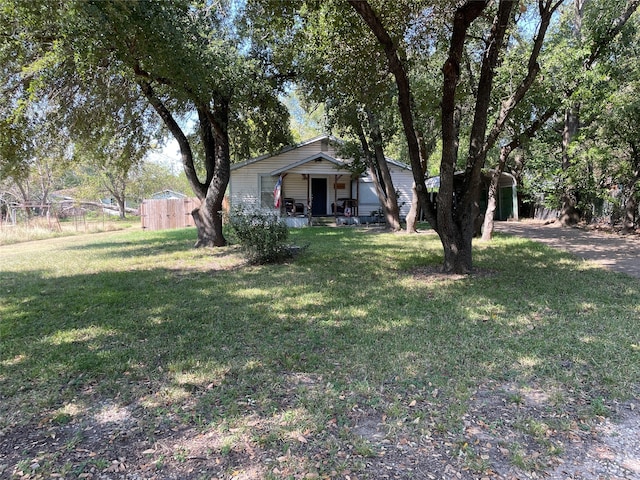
<box><xmin>271</xmin><ymin>152</ymin><xmax>361</xmax><ymax>219</ymax></box>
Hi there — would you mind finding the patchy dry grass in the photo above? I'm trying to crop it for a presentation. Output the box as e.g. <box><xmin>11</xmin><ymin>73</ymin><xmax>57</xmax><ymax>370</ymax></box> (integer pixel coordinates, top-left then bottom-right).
<box><xmin>0</xmin><ymin>216</ymin><xmax>134</xmax><ymax>245</ymax></box>
<box><xmin>1</xmin><ymin>226</ymin><xmax>639</xmax><ymax>479</ymax></box>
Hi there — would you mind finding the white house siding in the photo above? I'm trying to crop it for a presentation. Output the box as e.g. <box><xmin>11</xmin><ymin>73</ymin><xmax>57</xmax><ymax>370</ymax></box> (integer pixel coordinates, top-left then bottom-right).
<box><xmin>389</xmin><ymin>166</ymin><xmax>414</xmax><ymax>217</ymax></box>
<box><xmin>359</xmin><ymin>165</ymin><xmax>414</xmax><ymax>217</ymax></box>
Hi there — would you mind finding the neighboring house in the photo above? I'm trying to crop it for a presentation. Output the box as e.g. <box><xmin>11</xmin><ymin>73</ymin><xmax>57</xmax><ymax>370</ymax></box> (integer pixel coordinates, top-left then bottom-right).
<box><xmin>229</xmin><ymin>135</ymin><xmax>414</xmax><ymax>225</ymax></box>
<box><xmin>149</xmin><ymin>190</ymin><xmax>188</xmax><ymax>200</ymax></box>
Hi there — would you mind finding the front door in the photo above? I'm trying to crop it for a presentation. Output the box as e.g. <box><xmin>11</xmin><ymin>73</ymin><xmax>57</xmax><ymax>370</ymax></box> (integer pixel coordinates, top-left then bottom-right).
<box><xmin>311</xmin><ymin>178</ymin><xmax>327</xmax><ymax>216</ymax></box>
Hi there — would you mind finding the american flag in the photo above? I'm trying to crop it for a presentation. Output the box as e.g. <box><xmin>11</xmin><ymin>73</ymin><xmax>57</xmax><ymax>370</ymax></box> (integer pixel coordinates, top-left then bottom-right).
<box><xmin>273</xmin><ymin>175</ymin><xmax>282</xmax><ymax>208</ymax></box>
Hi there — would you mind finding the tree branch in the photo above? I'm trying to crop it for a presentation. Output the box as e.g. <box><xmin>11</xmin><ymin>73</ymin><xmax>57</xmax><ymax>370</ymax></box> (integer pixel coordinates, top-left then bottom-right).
<box><xmin>587</xmin><ymin>0</ymin><xmax>640</xmax><ymax>68</ymax></box>
<box><xmin>483</xmin><ymin>0</ymin><xmax>562</xmax><ymax>154</ymax></box>
<box><xmin>347</xmin><ymin>0</ymin><xmax>429</xmax><ymax>213</ymax></box>
<box><xmin>136</xmin><ymin>78</ymin><xmax>206</xmax><ymax>199</ymax></box>
<box><xmin>464</xmin><ymin>0</ymin><xmax>515</xmax><ymax>181</ymax></box>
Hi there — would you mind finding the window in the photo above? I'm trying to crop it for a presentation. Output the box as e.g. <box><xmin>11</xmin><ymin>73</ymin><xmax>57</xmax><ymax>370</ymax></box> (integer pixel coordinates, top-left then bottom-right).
<box><xmin>260</xmin><ymin>174</ymin><xmax>278</xmax><ymax>209</ymax></box>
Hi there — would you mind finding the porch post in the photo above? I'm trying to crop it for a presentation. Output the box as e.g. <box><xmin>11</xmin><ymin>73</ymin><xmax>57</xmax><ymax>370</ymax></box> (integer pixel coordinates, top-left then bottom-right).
<box><xmin>356</xmin><ymin>177</ymin><xmax>360</xmax><ymax>216</ymax></box>
<box><xmin>334</xmin><ymin>175</ymin><xmax>338</xmax><ymax>217</ymax></box>
<box><xmin>305</xmin><ymin>175</ymin><xmax>310</xmax><ymax>214</ymax></box>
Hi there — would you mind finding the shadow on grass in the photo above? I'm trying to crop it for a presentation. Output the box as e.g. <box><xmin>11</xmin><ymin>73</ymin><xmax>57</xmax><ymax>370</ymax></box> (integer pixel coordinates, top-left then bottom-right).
<box><xmin>60</xmin><ymin>227</ymin><xmax>200</xmax><ymax>258</ymax></box>
<box><xmin>1</xmin><ymin>227</ymin><xmax>639</xmax><ymax>477</ymax></box>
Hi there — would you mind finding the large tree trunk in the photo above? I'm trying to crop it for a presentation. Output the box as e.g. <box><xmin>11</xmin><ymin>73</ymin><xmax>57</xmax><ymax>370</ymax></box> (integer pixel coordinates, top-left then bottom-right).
<box><xmin>482</xmin><ymin>185</ymin><xmax>497</xmax><ymax>241</ymax></box>
<box><xmin>623</xmin><ymin>193</ymin><xmax>638</xmax><ymax>233</ymax></box>
<box><xmin>193</xmin><ymin>102</ymin><xmax>230</xmax><ymax>247</ymax></box>
<box><xmin>114</xmin><ymin>195</ymin><xmax>126</xmax><ymax>219</ymax></box>
<box><xmin>192</xmin><ymin>200</ymin><xmax>225</xmax><ymax>247</ymax></box>
<box><xmin>139</xmin><ymin>79</ymin><xmax>228</xmax><ymax>247</ymax></box>
<box><xmin>439</xmin><ymin>1</ymin><xmax>512</xmax><ymax>273</ymax></box>
<box><xmin>190</xmin><ymin>103</ymin><xmax>230</xmax><ymax>247</ymax></box>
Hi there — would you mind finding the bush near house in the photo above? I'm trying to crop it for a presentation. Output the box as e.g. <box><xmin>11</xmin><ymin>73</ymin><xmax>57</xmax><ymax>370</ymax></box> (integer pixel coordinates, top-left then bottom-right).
<box><xmin>227</xmin><ymin>207</ymin><xmax>292</xmax><ymax>264</ymax></box>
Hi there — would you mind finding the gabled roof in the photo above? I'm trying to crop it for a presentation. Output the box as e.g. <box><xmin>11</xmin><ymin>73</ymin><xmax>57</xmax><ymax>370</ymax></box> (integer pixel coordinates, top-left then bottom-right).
<box><xmin>385</xmin><ymin>158</ymin><xmax>411</xmax><ymax>171</ymax></box>
<box><xmin>270</xmin><ymin>152</ymin><xmax>349</xmax><ymax>176</ymax></box>
<box><xmin>231</xmin><ymin>134</ymin><xmax>342</xmax><ymax>171</ymax></box>
<box><xmin>230</xmin><ymin>134</ymin><xmax>411</xmax><ymax>174</ymax></box>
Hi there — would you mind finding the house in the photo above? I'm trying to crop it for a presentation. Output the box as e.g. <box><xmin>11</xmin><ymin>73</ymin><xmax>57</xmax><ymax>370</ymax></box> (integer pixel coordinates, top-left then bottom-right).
<box><xmin>148</xmin><ymin>189</ymin><xmax>188</xmax><ymax>200</ymax></box>
<box><xmin>228</xmin><ymin>135</ymin><xmax>414</xmax><ymax>226</ymax></box>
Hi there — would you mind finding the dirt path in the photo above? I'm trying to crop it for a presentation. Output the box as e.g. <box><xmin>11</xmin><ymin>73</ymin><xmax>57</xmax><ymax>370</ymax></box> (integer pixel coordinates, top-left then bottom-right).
<box><xmin>494</xmin><ymin>220</ymin><xmax>640</xmax><ymax>279</ymax></box>
<box><xmin>490</xmin><ymin>220</ymin><xmax>640</xmax><ymax>479</ymax></box>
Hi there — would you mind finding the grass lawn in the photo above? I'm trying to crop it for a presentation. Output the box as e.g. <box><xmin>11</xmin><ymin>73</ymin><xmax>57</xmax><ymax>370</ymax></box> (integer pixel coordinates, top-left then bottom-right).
<box><xmin>1</xmin><ymin>226</ymin><xmax>639</xmax><ymax>479</ymax></box>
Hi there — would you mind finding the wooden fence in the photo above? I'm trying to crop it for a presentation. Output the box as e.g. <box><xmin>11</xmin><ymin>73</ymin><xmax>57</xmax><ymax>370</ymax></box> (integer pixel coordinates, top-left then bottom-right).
<box><xmin>140</xmin><ymin>198</ymin><xmax>200</xmax><ymax>230</ymax></box>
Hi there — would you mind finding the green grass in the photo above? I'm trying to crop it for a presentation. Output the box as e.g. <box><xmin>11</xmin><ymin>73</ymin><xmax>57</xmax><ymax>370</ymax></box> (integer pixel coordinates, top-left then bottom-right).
<box><xmin>1</xmin><ymin>226</ymin><xmax>639</xmax><ymax>477</ymax></box>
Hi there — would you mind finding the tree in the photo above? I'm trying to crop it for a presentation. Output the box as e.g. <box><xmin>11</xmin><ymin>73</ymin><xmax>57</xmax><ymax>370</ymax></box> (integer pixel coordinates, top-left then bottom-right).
<box><xmin>348</xmin><ymin>1</ymin><xmax>567</xmax><ymax>272</ymax></box>
<box><xmin>73</xmin><ymin>136</ymin><xmax>145</xmax><ymax>220</ymax></box>
<box><xmin>68</xmin><ymin>80</ymin><xmax>159</xmax><ymax>218</ymax></box>
<box><xmin>556</xmin><ymin>0</ymin><xmax>640</xmax><ymax>225</ymax></box>
<box><xmin>567</xmin><ymin>12</ymin><xmax>640</xmax><ymax>231</ymax></box>
<box><xmin>250</xmin><ymin>1</ymin><xmax>404</xmax><ymax>230</ymax></box>
<box><xmin>0</xmin><ymin>113</ymin><xmax>32</xmax><ymax>212</ymax></box>
<box><xmin>1</xmin><ymin>0</ymin><xmax>291</xmax><ymax>247</ymax></box>
<box><xmin>1</xmin><ymin>104</ymin><xmax>72</xmax><ymax>217</ymax></box>
<box><xmin>480</xmin><ymin>0</ymin><xmax>564</xmax><ymax>240</ymax></box>
<box><xmin>282</xmin><ymin>90</ymin><xmax>326</xmax><ymax>143</ymax></box>
<box><xmin>134</xmin><ymin>161</ymin><xmax>191</xmax><ymax>202</ymax></box>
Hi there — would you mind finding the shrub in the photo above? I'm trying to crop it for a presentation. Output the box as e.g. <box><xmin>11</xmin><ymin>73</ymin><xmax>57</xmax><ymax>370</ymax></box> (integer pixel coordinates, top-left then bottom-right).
<box><xmin>227</xmin><ymin>207</ymin><xmax>292</xmax><ymax>264</ymax></box>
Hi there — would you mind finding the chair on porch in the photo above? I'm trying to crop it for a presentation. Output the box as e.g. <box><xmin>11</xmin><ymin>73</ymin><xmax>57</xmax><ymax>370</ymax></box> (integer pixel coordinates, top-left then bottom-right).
<box><xmin>284</xmin><ymin>197</ymin><xmax>305</xmax><ymax>215</ymax></box>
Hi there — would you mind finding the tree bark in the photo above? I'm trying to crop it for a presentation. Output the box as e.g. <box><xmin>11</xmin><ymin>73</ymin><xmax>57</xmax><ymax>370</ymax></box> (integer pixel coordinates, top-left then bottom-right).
<box><xmin>115</xmin><ymin>196</ymin><xmax>126</xmax><ymax>219</ymax></box>
<box><xmin>482</xmin><ymin>107</ymin><xmax>557</xmax><ymax>240</ymax></box>
<box><xmin>405</xmin><ymin>182</ymin><xmax>419</xmax><ymax>233</ymax></box>
<box><xmin>481</xmin><ymin>146</ymin><xmax>512</xmax><ymax>241</ymax></box>
<box><xmin>623</xmin><ymin>144</ymin><xmax>640</xmax><ymax>233</ymax></box>
<box><xmin>623</xmin><ymin>194</ymin><xmax>638</xmax><ymax>233</ymax></box>
<box><xmin>197</xmin><ymin>99</ymin><xmax>231</xmax><ymax>248</ymax></box>
<box><xmin>560</xmin><ymin>103</ymin><xmax>581</xmax><ymax>225</ymax></box>
<box><xmin>355</xmin><ymin>120</ymin><xmax>401</xmax><ymax>230</ymax></box>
